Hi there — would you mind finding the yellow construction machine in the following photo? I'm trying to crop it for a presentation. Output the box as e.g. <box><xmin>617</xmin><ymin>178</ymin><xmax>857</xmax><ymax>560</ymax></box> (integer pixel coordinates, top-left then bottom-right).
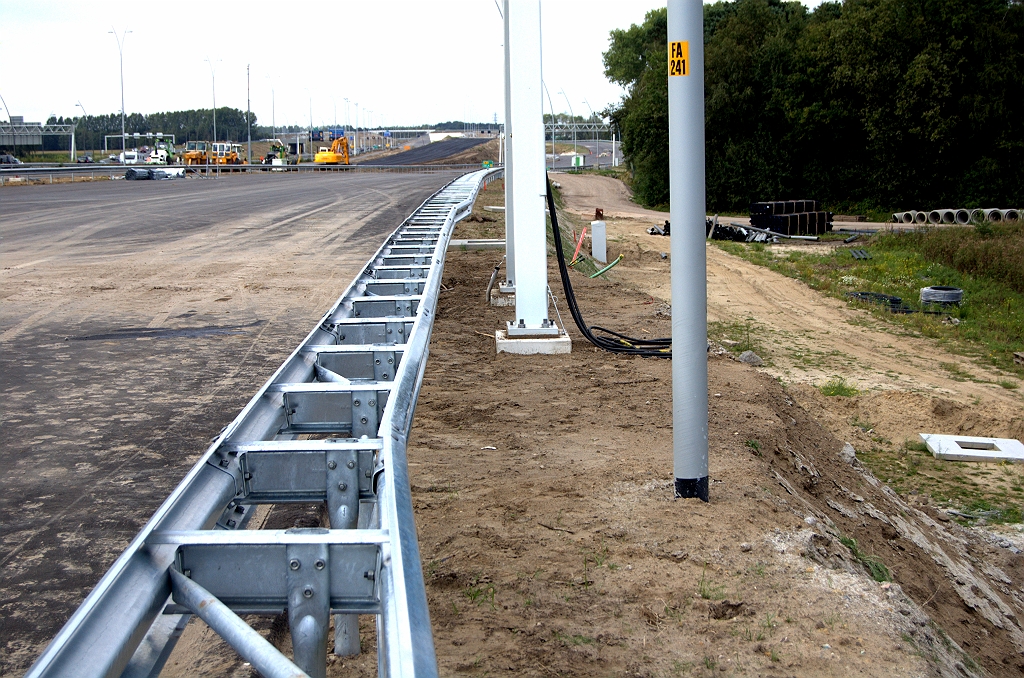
<box><xmin>183</xmin><ymin>141</ymin><xmax>209</xmax><ymax>165</ymax></box>
<box><xmin>314</xmin><ymin>136</ymin><xmax>350</xmax><ymax>165</ymax></box>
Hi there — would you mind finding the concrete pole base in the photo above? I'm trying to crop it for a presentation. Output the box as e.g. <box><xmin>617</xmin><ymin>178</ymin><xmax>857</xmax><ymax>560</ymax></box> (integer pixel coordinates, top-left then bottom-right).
<box><xmin>489</xmin><ymin>292</ymin><xmax>515</xmax><ymax>307</ymax></box>
<box><xmin>495</xmin><ymin>330</ymin><xmax>571</xmax><ymax>355</ymax></box>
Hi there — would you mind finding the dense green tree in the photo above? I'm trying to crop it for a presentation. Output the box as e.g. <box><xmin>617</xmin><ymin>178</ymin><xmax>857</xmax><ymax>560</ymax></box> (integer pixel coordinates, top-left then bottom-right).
<box><xmin>604</xmin><ymin>0</ymin><xmax>1024</xmax><ymax>212</ymax></box>
<box><xmin>61</xmin><ymin>108</ymin><xmax>259</xmax><ymax>151</ymax></box>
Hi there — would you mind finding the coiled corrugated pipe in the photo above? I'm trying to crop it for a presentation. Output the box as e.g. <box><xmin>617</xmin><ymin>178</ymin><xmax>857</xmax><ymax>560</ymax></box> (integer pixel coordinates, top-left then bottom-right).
<box><xmin>1001</xmin><ymin>209</ymin><xmax>1019</xmax><ymax>222</ymax></box>
<box><xmin>954</xmin><ymin>209</ymin><xmax>970</xmax><ymax>224</ymax></box>
<box><xmin>920</xmin><ymin>286</ymin><xmax>964</xmax><ymax>305</ymax></box>
<box><xmin>984</xmin><ymin>208</ymin><xmax>1003</xmax><ymax>222</ymax></box>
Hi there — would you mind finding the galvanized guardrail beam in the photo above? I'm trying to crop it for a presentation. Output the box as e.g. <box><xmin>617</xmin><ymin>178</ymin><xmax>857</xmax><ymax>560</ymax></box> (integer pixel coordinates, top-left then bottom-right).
<box><xmin>25</xmin><ymin>168</ymin><xmax>502</xmax><ymax>678</ymax></box>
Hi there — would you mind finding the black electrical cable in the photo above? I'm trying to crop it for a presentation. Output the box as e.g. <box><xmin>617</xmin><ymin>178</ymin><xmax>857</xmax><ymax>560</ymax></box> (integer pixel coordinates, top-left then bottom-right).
<box><xmin>547</xmin><ymin>176</ymin><xmax>672</xmax><ymax>358</ymax></box>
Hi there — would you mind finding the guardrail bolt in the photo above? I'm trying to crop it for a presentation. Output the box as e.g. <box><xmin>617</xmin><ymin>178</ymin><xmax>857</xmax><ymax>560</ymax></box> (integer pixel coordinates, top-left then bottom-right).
<box><xmin>368</xmin><ymin>400</ymin><xmax>376</xmax><ymax>407</ymax></box>
<box><xmin>338</xmin><ymin>483</ymin><xmax>348</xmax><ymax>491</ymax></box>
<box><xmin>290</xmin><ymin>559</ymin><xmax>301</xmax><ymax>571</ymax></box>
<box><xmin>364</xmin><ymin>571</ymin><xmax>375</xmax><ymax>581</ymax></box>
<box><xmin>353</xmin><ymin>399</ymin><xmax>361</xmax><ymax>407</ymax></box>
<box><xmin>347</xmin><ymin>460</ymin><xmax>356</xmax><ymax>469</ymax></box>
<box><xmin>360</xmin><ymin>417</ymin><xmax>368</xmax><ymax>425</ymax></box>
<box><xmin>314</xmin><ymin>559</ymin><xmax>326</xmax><ymax>571</ymax></box>
<box><xmin>327</xmin><ymin>460</ymin><xmax>337</xmax><ymax>470</ymax></box>
<box><xmin>303</xmin><ymin>587</ymin><xmax>314</xmax><ymax>598</ymax></box>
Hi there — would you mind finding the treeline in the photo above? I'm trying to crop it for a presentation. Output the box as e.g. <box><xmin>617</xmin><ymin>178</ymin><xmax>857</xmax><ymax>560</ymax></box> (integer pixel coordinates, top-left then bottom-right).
<box><xmin>50</xmin><ymin>108</ymin><xmax>260</xmax><ymax>150</ymax></box>
<box><xmin>604</xmin><ymin>0</ymin><xmax>1024</xmax><ymax>212</ymax></box>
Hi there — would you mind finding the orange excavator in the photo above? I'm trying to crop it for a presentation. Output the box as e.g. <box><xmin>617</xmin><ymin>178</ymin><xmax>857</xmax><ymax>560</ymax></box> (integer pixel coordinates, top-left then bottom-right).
<box><xmin>314</xmin><ymin>136</ymin><xmax>350</xmax><ymax>165</ymax></box>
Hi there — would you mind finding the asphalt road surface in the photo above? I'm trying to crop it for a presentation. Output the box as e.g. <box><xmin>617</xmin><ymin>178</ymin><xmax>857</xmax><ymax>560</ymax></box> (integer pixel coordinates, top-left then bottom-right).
<box><xmin>0</xmin><ymin>171</ymin><xmax>459</xmax><ymax>673</ymax></box>
<box><xmin>359</xmin><ymin>136</ymin><xmax>490</xmax><ymax>165</ymax></box>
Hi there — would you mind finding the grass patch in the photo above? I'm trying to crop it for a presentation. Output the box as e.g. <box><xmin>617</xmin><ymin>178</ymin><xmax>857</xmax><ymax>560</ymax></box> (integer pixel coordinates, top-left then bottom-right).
<box><xmin>818</xmin><ymin>376</ymin><xmax>858</xmax><ymax>397</ymax></box>
<box><xmin>708</xmin><ymin>318</ymin><xmax>768</xmax><ymax>357</ymax></box>
<box><xmin>711</xmin><ymin>226</ymin><xmax>1024</xmax><ymax>377</ymax></box>
<box><xmin>837</xmin><ymin>535</ymin><xmax>891</xmax><ymax>582</ymax></box>
<box><xmin>855</xmin><ymin>442</ymin><xmax>1024</xmax><ymax>525</ymax></box>
<box><xmin>698</xmin><ymin>563</ymin><xmax>727</xmax><ymax>600</ymax></box>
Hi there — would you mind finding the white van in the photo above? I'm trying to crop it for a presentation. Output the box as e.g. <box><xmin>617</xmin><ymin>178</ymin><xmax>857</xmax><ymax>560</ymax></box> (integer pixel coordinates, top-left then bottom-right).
<box><xmin>119</xmin><ymin>151</ymin><xmax>140</xmax><ymax>165</ymax></box>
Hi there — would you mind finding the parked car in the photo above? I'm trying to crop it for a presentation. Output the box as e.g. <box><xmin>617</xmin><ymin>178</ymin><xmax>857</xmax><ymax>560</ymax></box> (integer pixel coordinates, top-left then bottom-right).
<box><xmin>0</xmin><ymin>153</ymin><xmax>23</xmax><ymax>165</ymax></box>
<box><xmin>76</xmin><ymin>155</ymin><xmax>94</xmax><ymax>163</ymax></box>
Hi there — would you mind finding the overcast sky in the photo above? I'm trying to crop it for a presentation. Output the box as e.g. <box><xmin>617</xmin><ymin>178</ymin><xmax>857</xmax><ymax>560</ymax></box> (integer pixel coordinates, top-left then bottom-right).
<box><xmin>0</xmin><ymin>0</ymin><xmax>824</xmax><ymax>130</ymax></box>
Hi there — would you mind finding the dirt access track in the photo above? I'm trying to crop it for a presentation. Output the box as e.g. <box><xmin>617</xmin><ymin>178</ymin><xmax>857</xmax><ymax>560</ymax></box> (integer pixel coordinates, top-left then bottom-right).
<box><xmin>3</xmin><ymin>172</ymin><xmax>1023</xmax><ymax>676</ymax></box>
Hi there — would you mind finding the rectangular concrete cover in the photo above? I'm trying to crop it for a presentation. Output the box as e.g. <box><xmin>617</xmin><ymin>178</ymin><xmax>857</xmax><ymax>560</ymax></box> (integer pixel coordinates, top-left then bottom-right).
<box><xmin>920</xmin><ymin>433</ymin><xmax>1024</xmax><ymax>463</ymax></box>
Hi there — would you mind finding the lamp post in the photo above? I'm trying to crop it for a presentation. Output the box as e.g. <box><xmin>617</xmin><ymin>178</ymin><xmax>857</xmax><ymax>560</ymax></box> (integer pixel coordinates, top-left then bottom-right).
<box><xmin>354</xmin><ymin>102</ymin><xmax>359</xmax><ymax>153</ymax></box>
<box><xmin>559</xmin><ymin>89</ymin><xmax>577</xmax><ymax>166</ymax></box>
<box><xmin>583</xmin><ymin>98</ymin><xmax>598</xmax><ymax>168</ymax></box>
<box><xmin>542</xmin><ymin>81</ymin><xmax>556</xmax><ymax>169</ymax></box>
<box><xmin>205</xmin><ymin>57</ymin><xmax>221</xmax><ymax>175</ymax></box>
<box><xmin>109</xmin><ymin>26</ymin><xmax>131</xmax><ymax>154</ymax></box>
<box><xmin>246</xmin><ymin>64</ymin><xmax>252</xmax><ymax>165</ymax></box>
<box><xmin>265</xmin><ymin>76</ymin><xmax>275</xmax><ymax>140</ymax></box>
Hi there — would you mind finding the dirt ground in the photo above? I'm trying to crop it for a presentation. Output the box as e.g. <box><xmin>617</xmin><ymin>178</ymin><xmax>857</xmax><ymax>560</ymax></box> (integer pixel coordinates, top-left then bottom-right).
<box><xmin>128</xmin><ymin>176</ymin><xmax>1024</xmax><ymax>677</ymax></box>
<box><xmin>7</xmin><ymin>173</ymin><xmax>1024</xmax><ymax>676</ymax></box>
<box><xmin>399</xmin><ymin>176</ymin><xmax>1023</xmax><ymax>676</ymax></box>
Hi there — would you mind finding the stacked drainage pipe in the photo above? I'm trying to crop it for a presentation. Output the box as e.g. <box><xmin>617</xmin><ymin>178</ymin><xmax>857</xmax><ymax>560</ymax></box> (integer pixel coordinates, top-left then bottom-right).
<box><xmin>893</xmin><ymin>208</ymin><xmax>1019</xmax><ymax>224</ymax></box>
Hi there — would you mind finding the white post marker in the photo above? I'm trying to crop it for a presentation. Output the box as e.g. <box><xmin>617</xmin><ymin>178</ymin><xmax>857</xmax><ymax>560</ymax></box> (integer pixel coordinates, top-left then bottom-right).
<box><xmin>495</xmin><ymin>0</ymin><xmax>570</xmax><ymax>355</ymax></box>
<box><xmin>668</xmin><ymin>0</ymin><xmax>709</xmax><ymax>501</ymax></box>
<box><xmin>501</xmin><ymin>0</ymin><xmax>516</xmax><ymax>294</ymax></box>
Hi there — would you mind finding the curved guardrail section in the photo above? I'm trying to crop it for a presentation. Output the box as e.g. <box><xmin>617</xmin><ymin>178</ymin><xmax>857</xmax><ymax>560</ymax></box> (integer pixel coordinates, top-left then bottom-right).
<box><xmin>25</xmin><ymin>168</ymin><xmax>502</xmax><ymax>678</ymax></box>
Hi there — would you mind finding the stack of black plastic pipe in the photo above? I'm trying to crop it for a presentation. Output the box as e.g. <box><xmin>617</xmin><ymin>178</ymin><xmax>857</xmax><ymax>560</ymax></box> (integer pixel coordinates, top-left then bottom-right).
<box><xmin>750</xmin><ymin>200</ymin><xmax>833</xmax><ymax>236</ymax></box>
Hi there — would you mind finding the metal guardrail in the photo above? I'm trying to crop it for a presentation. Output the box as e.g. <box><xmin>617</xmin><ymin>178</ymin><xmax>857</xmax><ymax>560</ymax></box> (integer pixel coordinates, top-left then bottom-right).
<box><xmin>0</xmin><ymin>163</ymin><xmax>489</xmax><ymax>185</ymax></box>
<box><xmin>25</xmin><ymin>167</ymin><xmax>503</xmax><ymax>678</ymax></box>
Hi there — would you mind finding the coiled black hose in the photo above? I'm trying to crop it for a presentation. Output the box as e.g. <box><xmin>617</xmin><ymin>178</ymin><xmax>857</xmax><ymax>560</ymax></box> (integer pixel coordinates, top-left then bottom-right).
<box><xmin>547</xmin><ymin>176</ymin><xmax>671</xmax><ymax>357</ymax></box>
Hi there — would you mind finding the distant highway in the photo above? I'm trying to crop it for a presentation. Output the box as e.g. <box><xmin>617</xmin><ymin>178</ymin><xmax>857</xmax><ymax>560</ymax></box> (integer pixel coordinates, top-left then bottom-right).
<box><xmin>359</xmin><ymin>137</ymin><xmax>491</xmax><ymax>165</ymax></box>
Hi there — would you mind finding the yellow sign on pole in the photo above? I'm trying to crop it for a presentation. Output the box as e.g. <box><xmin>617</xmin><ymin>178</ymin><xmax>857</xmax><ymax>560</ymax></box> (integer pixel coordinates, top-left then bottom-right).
<box><xmin>669</xmin><ymin>41</ymin><xmax>689</xmax><ymax>76</ymax></box>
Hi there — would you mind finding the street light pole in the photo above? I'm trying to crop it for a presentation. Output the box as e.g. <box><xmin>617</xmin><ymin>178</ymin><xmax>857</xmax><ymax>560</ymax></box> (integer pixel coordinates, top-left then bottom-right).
<box><xmin>542</xmin><ymin>81</ymin><xmax>556</xmax><ymax>170</ymax></box>
<box><xmin>559</xmin><ymin>89</ymin><xmax>577</xmax><ymax>166</ymax></box>
<box><xmin>109</xmin><ymin>26</ymin><xmax>131</xmax><ymax>155</ymax></box>
<box><xmin>205</xmin><ymin>57</ymin><xmax>220</xmax><ymax>176</ymax></box>
<box><xmin>583</xmin><ymin>98</ymin><xmax>598</xmax><ymax>168</ymax></box>
<box><xmin>246</xmin><ymin>64</ymin><xmax>252</xmax><ymax>165</ymax></box>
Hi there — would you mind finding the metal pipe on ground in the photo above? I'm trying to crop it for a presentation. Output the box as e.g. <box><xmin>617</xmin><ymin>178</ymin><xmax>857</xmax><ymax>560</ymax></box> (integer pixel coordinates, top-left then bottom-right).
<box><xmin>170</xmin><ymin>570</ymin><xmax>309</xmax><ymax>678</ymax></box>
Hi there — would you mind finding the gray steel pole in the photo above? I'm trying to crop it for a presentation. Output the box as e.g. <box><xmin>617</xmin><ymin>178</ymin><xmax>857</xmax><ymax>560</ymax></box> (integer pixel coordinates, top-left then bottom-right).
<box><xmin>668</xmin><ymin>0</ymin><xmax>709</xmax><ymax>501</ymax></box>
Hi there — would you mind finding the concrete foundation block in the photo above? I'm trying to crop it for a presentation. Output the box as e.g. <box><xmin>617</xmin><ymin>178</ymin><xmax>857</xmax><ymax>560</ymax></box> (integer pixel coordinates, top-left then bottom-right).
<box><xmin>495</xmin><ymin>329</ymin><xmax>572</xmax><ymax>355</ymax></box>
